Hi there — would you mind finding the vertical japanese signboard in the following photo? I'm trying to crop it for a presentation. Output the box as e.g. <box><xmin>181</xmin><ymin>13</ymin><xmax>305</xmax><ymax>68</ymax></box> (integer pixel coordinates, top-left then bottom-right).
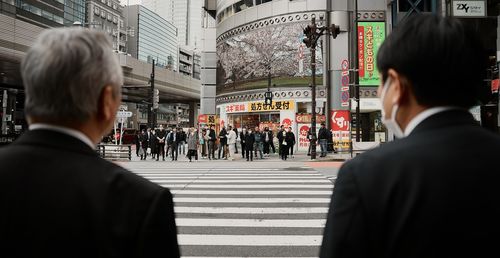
<box><xmin>358</xmin><ymin>22</ymin><xmax>385</xmax><ymax>86</ymax></box>
<box><xmin>331</xmin><ymin>110</ymin><xmax>351</xmax><ymax>150</ymax></box>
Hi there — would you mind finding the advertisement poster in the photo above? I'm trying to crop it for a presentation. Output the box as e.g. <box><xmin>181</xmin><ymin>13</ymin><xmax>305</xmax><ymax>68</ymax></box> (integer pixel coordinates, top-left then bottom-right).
<box><xmin>297</xmin><ymin>123</ymin><xmax>321</xmax><ymax>152</ymax></box>
<box><xmin>331</xmin><ymin>110</ymin><xmax>351</xmax><ymax>150</ymax></box>
<box><xmin>216</xmin><ymin>22</ymin><xmax>323</xmax><ymax>94</ymax></box>
<box><xmin>358</xmin><ymin>22</ymin><xmax>385</xmax><ymax>86</ymax></box>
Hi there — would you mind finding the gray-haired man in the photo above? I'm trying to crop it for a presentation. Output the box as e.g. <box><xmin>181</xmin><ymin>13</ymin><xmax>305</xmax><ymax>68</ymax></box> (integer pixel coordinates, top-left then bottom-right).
<box><xmin>0</xmin><ymin>28</ymin><xmax>179</xmax><ymax>257</ymax></box>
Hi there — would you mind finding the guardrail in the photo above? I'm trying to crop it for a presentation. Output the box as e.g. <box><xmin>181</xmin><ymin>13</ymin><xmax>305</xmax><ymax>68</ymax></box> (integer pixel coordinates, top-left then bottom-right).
<box><xmin>96</xmin><ymin>144</ymin><xmax>132</xmax><ymax>161</ymax></box>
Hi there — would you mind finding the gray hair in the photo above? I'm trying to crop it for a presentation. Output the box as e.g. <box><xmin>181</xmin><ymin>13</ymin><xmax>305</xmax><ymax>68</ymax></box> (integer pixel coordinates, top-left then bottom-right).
<box><xmin>21</xmin><ymin>27</ymin><xmax>123</xmax><ymax>123</ymax></box>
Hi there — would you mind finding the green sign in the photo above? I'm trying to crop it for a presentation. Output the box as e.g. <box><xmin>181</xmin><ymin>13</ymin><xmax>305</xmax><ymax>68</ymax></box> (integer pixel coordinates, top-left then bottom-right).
<box><xmin>358</xmin><ymin>22</ymin><xmax>385</xmax><ymax>86</ymax></box>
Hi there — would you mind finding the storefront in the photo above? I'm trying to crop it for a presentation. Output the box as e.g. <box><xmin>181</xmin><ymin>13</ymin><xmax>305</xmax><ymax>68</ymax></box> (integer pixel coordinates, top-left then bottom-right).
<box><xmin>218</xmin><ymin>100</ymin><xmax>297</xmax><ymax>134</ymax></box>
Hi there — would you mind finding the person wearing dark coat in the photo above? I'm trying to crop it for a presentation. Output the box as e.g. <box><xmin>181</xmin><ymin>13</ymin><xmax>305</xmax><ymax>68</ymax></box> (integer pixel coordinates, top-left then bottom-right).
<box><xmin>167</xmin><ymin>128</ymin><xmax>181</xmax><ymax>161</ymax></box>
<box><xmin>240</xmin><ymin>127</ymin><xmax>247</xmax><ymax>158</ymax></box>
<box><xmin>0</xmin><ymin>28</ymin><xmax>179</xmax><ymax>258</ymax></box>
<box><xmin>149</xmin><ymin>129</ymin><xmax>158</xmax><ymax>160</ymax></box>
<box><xmin>218</xmin><ymin>127</ymin><xmax>228</xmax><ymax>159</ymax></box>
<box><xmin>208</xmin><ymin>125</ymin><xmax>216</xmax><ymax>160</ymax></box>
<box><xmin>276</xmin><ymin>125</ymin><xmax>285</xmax><ymax>156</ymax></box>
<box><xmin>320</xmin><ymin>14</ymin><xmax>500</xmax><ymax>258</ymax></box>
<box><xmin>140</xmin><ymin>130</ymin><xmax>149</xmax><ymax>160</ymax></box>
<box><xmin>282</xmin><ymin>127</ymin><xmax>295</xmax><ymax>161</ymax></box>
<box><xmin>156</xmin><ymin>125</ymin><xmax>167</xmax><ymax>161</ymax></box>
<box><xmin>135</xmin><ymin>132</ymin><xmax>141</xmax><ymax>157</ymax></box>
<box><xmin>244</xmin><ymin>129</ymin><xmax>255</xmax><ymax>161</ymax></box>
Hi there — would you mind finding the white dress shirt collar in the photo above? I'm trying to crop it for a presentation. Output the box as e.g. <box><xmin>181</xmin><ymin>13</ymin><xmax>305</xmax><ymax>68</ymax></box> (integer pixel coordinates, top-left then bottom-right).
<box><xmin>29</xmin><ymin>123</ymin><xmax>95</xmax><ymax>149</ymax></box>
<box><xmin>404</xmin><ymin>106</ymin><xmax>460</xmax><ymax>136</ymax></box>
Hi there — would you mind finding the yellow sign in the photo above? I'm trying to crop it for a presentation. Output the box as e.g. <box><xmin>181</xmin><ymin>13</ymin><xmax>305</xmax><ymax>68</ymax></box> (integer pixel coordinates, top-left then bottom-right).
<box><xmin>248</xmin><ymin>100</ymin><xmax>295</xmax><ymax>112</ymax></box>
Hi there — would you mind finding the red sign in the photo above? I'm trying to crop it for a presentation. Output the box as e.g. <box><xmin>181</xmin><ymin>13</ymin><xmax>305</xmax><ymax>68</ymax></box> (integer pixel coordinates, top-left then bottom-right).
<box><xmin>225</xmin><ymin>103</ymin><xmax>247</xmax><ymax>113</ymax></box>
<box><xmin>299</xmin><ymin>125</ymin><xmax>309</xmax><ymax>137</ymax></box>
<box><xmin>282</xmin><ymin>118</ymin><xmax>293</xmax><ymax>128</ymax></box>
<box><xmin>331</xmin><ymin>110</ymin><xmax>350</xmax><ymax>131</ymax></box>
<box><xmin>492</xmin><ymin>79</ymin><xmax>499</xmax><ymax>93</ymax></box>
<box><xmin>358</xmin><ymin>26</ymin><xmax>365</xmax><ymax>78</ymax></box>
<box><xmin>296</xmin><ymin>114</ymin><xmax>326</xmax><ymax>123</ymax></box>
<box><xmin>198</xmin><ymin>114</ymin><xmax>207</xmax><ymax>123</ymax></box>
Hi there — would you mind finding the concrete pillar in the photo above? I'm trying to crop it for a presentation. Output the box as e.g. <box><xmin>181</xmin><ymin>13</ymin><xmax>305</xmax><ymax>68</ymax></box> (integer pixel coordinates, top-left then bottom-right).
<box><xmin>200</xmin><ymin>8</ymin><xmax>217</xmax><ymax>115</ymax></box>
<box><xmin>329</xmin><ymin>0</ymin><xmax>351</xmax><ymax>112</ymax></box>
<box><xmin>189</xmin><ymin>101</ymin><xmax>199</xmax><ymax>127</ymax></box>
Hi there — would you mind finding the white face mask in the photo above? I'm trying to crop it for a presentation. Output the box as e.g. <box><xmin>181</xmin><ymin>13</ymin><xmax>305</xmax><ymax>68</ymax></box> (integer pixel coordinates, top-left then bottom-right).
<box><xmin>380</xmin><ymin>78</ymin><xmax>404</xmax><ymax>138</ymax></box>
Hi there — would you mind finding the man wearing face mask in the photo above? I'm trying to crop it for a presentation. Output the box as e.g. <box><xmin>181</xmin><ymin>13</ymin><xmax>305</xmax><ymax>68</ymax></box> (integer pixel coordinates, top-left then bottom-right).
<box><xmin>320</xmin><ymin>14</ymin><xmax>500</xmax><ymax>258</ymax></box>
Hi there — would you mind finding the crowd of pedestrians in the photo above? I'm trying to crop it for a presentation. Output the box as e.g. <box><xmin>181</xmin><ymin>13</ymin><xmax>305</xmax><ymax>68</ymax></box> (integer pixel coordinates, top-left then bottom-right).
<box><xmin>133</xmin><ymin>124</ymin><xmax>316</xmax><ymax>162</ymax></box>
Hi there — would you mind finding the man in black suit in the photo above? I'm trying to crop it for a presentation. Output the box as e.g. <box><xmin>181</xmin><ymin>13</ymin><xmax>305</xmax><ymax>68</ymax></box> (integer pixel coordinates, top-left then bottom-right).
<box><xmin>320</xmin><ymin>14</ymin><xmax>500</xmax><ymax>258</ymax></box>
<box><xmin>0</xmin><ymin>28</ymin><xmax>179</xmax><ymax>257</ymax></box>
<box><xmin>168</xmin><ymin>127</ymin><xmax>181</xmax><ymax>161</ymax></box>
<box><xmin>156</xmin><ymin>125</ymin><xmax>167</xmax><ymax>161</ymax></box>
<box><xmin>208</xmin><ymin>125</ymin><xmax>217</xmax><ymax>160</ymax></box>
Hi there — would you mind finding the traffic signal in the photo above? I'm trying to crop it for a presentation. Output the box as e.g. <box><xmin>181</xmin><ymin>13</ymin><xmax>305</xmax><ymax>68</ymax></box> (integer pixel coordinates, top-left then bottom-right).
<box><xmin>264</xmin><ymin>91</ymin><xmax>273</xmax><ymax>106</ymax></box>
<box><xmin>330</xmin><ymin>24</ymin><xmax>340</xmax><ymax>39</ymax></box>
<box><xmin>153</xmin><ymin>88</ymin><xmax>159</xmax><ymax>109</ymax></box>
<box><xmin>303</xmin><ymin>25</ymin><xmax>313</xmax><ymax>48</ymax></box>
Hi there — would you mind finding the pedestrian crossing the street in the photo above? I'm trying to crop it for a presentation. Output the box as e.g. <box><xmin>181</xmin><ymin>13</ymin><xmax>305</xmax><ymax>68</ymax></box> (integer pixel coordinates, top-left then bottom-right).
<box><xmin>120</xmin><ymin>162</ymin><xmax>334</xmax><ymax>258</ymax></box>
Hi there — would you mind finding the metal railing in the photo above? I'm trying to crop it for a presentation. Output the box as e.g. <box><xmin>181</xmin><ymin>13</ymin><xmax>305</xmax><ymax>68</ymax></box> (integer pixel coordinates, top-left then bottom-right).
<box><xmin>96</xmin><ymin>144</ymin><xmax>132</xmax><ymax>161</ymax></box>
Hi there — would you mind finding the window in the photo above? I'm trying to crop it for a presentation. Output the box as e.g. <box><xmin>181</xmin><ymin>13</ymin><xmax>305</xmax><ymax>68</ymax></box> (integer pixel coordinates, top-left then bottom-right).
<box><xmin>101</xmin><ymin>10</ymin><xmax>106</xmax><ymax>18</ymax></box>
<box><xmin>398</xmin><ymin>0</ymin><xmax>433</xmax><ymax>12</ymax></box>
<box><xmin>113</xmin><ymin>3</ymin><xmax>117</xmax><ymax>10</ymax></box>
<box><xmin>107</xmin><ymin>13</ymin><xmax>112</xmax><ymax>21</ymax></box>
<box><xmin>94</xmin><ymin>6</ymin><xmax>100</xmax><ymax>15</ymax></box>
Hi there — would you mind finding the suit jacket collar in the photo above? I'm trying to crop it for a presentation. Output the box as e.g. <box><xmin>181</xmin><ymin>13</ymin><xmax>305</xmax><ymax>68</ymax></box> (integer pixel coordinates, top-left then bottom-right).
<box><xmin>409</xmin><ymin>109</ymin><xmax>478</xmax><ymax>136</ymax></box>
<box><xmin>12</xmin><ymin>129</ymin><xmax>98</xmax><ymax>157</ymax></box>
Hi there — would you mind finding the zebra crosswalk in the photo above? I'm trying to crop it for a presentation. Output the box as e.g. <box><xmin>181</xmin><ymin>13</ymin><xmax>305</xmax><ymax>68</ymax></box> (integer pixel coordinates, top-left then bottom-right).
<box><xmin>120</xmin><ymin>162</ymin><xmax>333</xmax><ymax>258</ymax></box>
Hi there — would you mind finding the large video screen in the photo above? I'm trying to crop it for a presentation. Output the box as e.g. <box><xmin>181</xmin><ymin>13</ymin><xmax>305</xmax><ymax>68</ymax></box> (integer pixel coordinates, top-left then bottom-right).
<box><xmin>216</xmin><ymin>21</ymin><xmax>323</xmax><ymax>95</ymax></box>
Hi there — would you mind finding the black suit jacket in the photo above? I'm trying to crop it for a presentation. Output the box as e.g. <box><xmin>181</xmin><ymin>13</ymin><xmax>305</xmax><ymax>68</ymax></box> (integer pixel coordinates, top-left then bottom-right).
<box><xmin>0</xmin><ymin>129</ymin><xmax>180</xmax><ymax>258</ymax></box>
<box><xmin>320</xmin><ymin>110</ymin><xmax>500</xmax><ymax>258</ymax></box>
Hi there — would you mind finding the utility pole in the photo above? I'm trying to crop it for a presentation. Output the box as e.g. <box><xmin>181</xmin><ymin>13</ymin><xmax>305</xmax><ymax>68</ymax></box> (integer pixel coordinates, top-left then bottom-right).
<box><xmin>148</xmin><ymin>59</ymin><xmax>157</xmax><ymax>129</ymax></box>
<box><xmin>354</xmin><ymin>0</ymin><xmax>361</xmax><ymax>142</ymax></box>
<box><xmin>303</xmin><ymin>16</ymin><xmax>340</xmax><ymax>160</ymax></box>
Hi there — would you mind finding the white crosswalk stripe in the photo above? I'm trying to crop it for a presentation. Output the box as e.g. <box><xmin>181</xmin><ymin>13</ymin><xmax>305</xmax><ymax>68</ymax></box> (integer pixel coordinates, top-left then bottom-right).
<box><xmin>121</xmin><ymin>162</ymin><xmax>333</xmax><ymax>258</ymax></box>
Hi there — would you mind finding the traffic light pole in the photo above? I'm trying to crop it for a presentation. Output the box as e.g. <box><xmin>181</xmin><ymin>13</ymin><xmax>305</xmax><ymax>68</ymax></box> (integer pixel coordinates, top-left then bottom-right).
<box><xmin>148</xmin><ymin>59</ymin><xmax>156</xmax><ymax>129</ymax></box>
<box><xmin>310</xmin><ymin>41</ymin><xmax>318</xmax><ymax>160</ymax></box>
<box><xmin>303</xmin><ymin>16</ymin><xmax>340</xmax><ymax>160</ymax></box>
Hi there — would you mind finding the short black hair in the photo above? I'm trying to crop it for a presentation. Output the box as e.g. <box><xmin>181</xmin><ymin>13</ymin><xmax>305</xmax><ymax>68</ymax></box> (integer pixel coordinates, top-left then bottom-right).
<box><xmin>377</xmin><ymin>14</ymin><xmax>487</xmax><ymax>108</ymax></box>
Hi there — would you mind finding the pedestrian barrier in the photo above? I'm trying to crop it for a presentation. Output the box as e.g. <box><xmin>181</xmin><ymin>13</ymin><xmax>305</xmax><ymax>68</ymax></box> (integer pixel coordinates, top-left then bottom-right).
<box><xmin>96</xmin><ymin>144</ymin><xmax>132</xmax><ymax>161</ymax></box>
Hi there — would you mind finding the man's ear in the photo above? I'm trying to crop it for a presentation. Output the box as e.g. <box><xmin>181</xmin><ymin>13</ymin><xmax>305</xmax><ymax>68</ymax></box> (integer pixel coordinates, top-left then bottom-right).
<box><xmin>386</xmin><ymin>69</ymin><xmax>409</xmax><ymax>105</ymax></box>
<box><xmin>98</xmin><ymin>86</ymin><xmax>119</xmax><ymax>122</ymax></box>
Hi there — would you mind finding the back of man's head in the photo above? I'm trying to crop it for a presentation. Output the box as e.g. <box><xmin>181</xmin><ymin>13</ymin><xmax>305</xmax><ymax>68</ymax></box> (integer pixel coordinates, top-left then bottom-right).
<box><xmin>21</xmin><ymin>28</ymin><xmax>123</xmax><ymax>124</ymax></box>
<box><xmin>377</xmin><ymin>14</ymin><xmax>487</xmax><ymax>108</ymax></box>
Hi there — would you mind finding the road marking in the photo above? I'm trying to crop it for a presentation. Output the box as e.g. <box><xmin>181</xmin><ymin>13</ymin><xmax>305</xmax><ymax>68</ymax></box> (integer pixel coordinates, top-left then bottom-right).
<box><xmin>154</xmin><ymin>179</ymin><xmax>329</xmax><ymax>183</ymax></box>
<box><xmin>174</xmin><ymin>197</ymin><xmax>330</xmax><ymax>203</ymax></box>
<box><xmin>172</xmin><ymin>190</ymin><xmax>332</xmax><ymax>195</ymax></box>
<box><xmin>161</xmin><ymin>184</ymin><xmax>333</xmax><ymax>188</ymax></box>
<box><xmin>175</xmin><ymin>218</ymin><xmax>326</xmax><ymax>228</ymax></box>
<box><xmin>178</xmin><ymin>234</ymin><xmax>323</xmax><ymax>246</ymax></box>
<box><xmin>141</xmin><ymin>175</ymin><xmax>326</xmax><ymax>180</ymax></box>
<box><xmin>174</xmin><ymin>207</ymin><xmax>329</xmax><ymax>214</ymax></box>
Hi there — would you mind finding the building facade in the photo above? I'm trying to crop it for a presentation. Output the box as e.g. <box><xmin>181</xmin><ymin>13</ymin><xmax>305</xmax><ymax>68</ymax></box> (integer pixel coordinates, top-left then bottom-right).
<box><xmin>0</xmin><ymin>0</ymin><xmax>86</xmax><ymax>138</ymax></box>
<box><xmin>124</xmin><ymin>5</ymin><xmax>178</xmax><ymax>70</ymax></box>
<box><xmin>142</xmin><ymin>0</ymin><xmax>203</xmax><ymax>48</ymax></box>
<box><xmin>179</xmin><ymin>47</ymin><xmax>201</xmax><ymax>79</ymax></box>
<box><xmin>211</xmin><ymin>0</ymin><xmax>491</xmax><ymax>153</ymax></box>
<box><xmin>85</xmin><ymin>0</ymin><xmax>126</xmax><ymax>52</ymax></box>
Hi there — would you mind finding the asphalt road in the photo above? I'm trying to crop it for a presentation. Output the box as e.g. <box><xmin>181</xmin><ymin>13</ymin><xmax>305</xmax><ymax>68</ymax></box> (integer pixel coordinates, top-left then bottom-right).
<box><xmin>118</xmin><ymin>156</ymin><xmax>343</xmax><ymax>258</ymax></box>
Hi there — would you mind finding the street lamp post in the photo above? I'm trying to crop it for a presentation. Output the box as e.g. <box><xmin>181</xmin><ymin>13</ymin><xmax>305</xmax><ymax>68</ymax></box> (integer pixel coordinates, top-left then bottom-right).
<box><xmin>303</xmin><ymin>16</ymin><xmax>340</xmax><ymax>160</ymax></box>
